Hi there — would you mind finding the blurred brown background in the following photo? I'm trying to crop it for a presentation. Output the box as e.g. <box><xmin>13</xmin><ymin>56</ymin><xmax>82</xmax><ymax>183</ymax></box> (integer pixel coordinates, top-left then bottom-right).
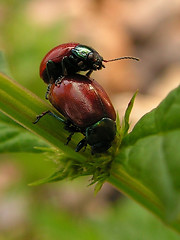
<box><xmin>0</xmin><ymin>0</ymin><xmax>180</xmax><ymax>239</ymax></box>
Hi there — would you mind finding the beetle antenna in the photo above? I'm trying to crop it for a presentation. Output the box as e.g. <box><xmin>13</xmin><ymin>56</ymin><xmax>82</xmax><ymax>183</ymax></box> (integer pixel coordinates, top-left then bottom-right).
<box><xmin>103</xmin><ymin>56</ymin><xmax>140</xmax><ymax>62</ymax></box>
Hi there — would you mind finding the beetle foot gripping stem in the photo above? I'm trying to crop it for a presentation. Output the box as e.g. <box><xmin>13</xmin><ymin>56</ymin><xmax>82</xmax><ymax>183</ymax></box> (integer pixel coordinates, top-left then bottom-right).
<box><xmin>33</xmin><ymin>110</ymin><xmax>51</xmax><ymax>124</ymax></box>
<box><xmin>75</xmin><ymin>138</ymin><xmax>87</xmax><ymax>152</ymax></box>
<box><xmin>65</xmin><ymin>132</ymin><xmax>75</xmax><ymax>145</ymax></box>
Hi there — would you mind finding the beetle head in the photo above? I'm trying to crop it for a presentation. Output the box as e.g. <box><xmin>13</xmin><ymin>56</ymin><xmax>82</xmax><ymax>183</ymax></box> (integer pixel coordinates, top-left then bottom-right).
<box><xmin>86</xmin><ymin>118</ymin><xmax>116</xmax><ymax>153</ymax></box>
<box><xmin>72</xmin><ymin>45</ymin><xmax>105</xmax><ymax>71</ymax></box>
<box><xmin>87</xmin><ymin>51</ymin><xmax>104</xmax><ymax>70</ymax></box>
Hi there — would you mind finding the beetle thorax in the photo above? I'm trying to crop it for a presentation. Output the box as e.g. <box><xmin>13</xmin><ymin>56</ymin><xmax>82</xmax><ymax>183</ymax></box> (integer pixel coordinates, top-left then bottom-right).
<box><xmin>71</xmin><ymin>45</ymin><xmax>103</xmax><ymax>71</ymax></box>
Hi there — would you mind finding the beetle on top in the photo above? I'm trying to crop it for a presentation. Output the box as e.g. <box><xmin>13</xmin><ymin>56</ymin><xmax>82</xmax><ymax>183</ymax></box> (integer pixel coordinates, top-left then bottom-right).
<box><xmin>39</xmin><ymin>43</ymin><xmax>139</xmax><ymax>99</ymax></box>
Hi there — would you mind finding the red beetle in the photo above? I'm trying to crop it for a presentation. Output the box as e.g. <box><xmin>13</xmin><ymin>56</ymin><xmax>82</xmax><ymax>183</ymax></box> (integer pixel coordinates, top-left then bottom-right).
<box><xmin>39</xmin><ymin>43</ymin><xmax>139</xmax><ymax>98</ymax></box>
<box><xmin>34</xmin><ymin>74</ymin><xmax>116</xmax><ymax>153</ymax></box>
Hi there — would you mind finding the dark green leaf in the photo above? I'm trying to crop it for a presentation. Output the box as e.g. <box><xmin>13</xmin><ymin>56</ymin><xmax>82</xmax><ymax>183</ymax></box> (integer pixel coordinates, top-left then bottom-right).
<box><xmin>0</xmin><ymin>120</ymin><xmax>50</xmax><ymax>153</ymax></box>
<box><xmin>110</xmin><ymin>86</ymin><xmax>180</xmax><ymax>229</ymax></box>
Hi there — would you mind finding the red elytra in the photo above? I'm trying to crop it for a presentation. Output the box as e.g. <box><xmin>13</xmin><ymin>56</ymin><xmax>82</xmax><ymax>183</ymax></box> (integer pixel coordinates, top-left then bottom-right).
<box><xmin>48</xmin><ymin>74</ymin><xmax>116</xmax><ymax>128</ymax></box>
<box><xmin>39</xmin><ymin>43</ymin><xmax>79</xmax><ymax>82</ymax></box>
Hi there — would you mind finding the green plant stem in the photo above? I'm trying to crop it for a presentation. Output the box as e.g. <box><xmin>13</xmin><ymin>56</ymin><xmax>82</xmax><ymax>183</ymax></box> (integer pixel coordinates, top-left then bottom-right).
<box><xmin>0</xmin><ymin>73</ymin><xmax>85</xmax><ymax>161</ymax></box>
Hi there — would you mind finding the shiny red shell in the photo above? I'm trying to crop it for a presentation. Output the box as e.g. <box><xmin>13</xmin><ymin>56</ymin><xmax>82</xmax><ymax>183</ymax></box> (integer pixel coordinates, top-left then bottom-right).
<box><xmin>48</xmin><ymin>74</ymin><xmax>116</xmax><ymax>128</ymax></box>
<box><xmin>39</xmin><ymin>43</ymin><xmax>79</xmax><ymax>80</ymax></box>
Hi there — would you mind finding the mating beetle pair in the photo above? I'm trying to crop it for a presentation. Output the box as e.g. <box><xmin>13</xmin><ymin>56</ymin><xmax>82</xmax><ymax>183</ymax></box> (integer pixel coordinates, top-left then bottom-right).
<box><xmin>34</xmin><ymin>43</ymin><xmax>139</xmax><ymax>153</ymax></box>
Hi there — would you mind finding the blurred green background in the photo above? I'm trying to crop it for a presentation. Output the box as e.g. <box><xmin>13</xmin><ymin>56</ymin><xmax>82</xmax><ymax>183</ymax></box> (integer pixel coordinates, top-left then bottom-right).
<box><xmin>1</xmin><ymin>0</ymin><xmax>180</xmax><ymax>239</ymax></box>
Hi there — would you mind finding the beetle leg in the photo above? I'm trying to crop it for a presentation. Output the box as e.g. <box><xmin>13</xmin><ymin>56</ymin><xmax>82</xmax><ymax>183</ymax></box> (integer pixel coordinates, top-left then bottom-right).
<box><xmin>64</xmin><ymin>122</ymin><xmax>80</xmax><ymax>133</ymax></box>
<box><xmin>64</xmin><ymin>122</ymin><xmax>82</xmax><ymax>146</ymax></box>
<box><xmin>33</xmin><ymin>110</ymin><xmax>51</xmax><ymax>124</ymax></box>
<box><xmin>46</xmin><ymin>60</ymin><xmax>56</xmax><ymax>82</ymax></box>
<box><xmin>45</xmin><ymin>84</ymin><xmax>52</xmax><ymax>99</ymax></box>
<box><xmin>65</xmin><ymin>132</ymin><xmax>75</xmax><ymax>145</ymax></box>
<box><xmin>82</xmin><ymin>144</ymin><xmax>87</xmax><ymax>152</ymax></box>
<box><xmin>61</xmin><ymin>56</ymin><xmax>68</xmax><ymax>76</ymax></box>
<box><xmin>48</xmin><ymin>111</ymin><xmax>66</xmax><ymax>123</ymax></box>
<box><xmin>68</xmin><ymin>54</ymin><xmax>75</xmax><ymax>60</ymax></box>
<box><xmin>33</xmin><ymin>110</ymin><xmax>65</xmax><ymax>124</ymax></box>
<box><xmin>86</xmin><ymin>69</ymin><xmax>93</xmax><ymax>77</ymax></box>
<box><xmin>75</xmin><ymin>138</ymin><xmax>87</xmax><ymax>152</ymax></box>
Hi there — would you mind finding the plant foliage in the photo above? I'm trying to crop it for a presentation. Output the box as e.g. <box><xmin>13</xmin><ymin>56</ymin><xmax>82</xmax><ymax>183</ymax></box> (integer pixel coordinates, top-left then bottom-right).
<box><xmin>0</xmin><ymin>53</ymin><xmax>180</xmax><ymax>233</ymax></box>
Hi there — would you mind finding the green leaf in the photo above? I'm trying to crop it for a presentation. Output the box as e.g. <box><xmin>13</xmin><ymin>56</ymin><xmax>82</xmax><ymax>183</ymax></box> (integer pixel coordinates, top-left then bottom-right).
<box><xmin>0</xmin><ymin>111</ymin><xmax>50</xmax><ymax>153</ymax></box>
<box><xmin>109</xmin><ymin>86</ymin><xmax>180</xmax><ymax>232</ymax></box>
<box><xmin>0</xmin><ymin>119</ymin><xmax>50</xmax><ymax>153</ymax></box>
<box><xmin>94</xmin><ymin>181</ymin><xmax>104</xmax><ymax>195</ymax></box>
<box><xmin>122</xmin><ymin>90</ymin><xmax>138</xmax><ymax>136</ymax></box>
<box><xmin>29</xmin><ymin>170</ymin><xmax>67</xmax><ymax>186</ymax></box>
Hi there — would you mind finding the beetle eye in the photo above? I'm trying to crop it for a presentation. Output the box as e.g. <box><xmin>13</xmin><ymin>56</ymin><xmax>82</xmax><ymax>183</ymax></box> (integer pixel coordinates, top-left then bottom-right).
<box><xmin>88</xmin><ymin>52</ymin><xmax>94</xmax><ymax>60</ymax></box>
